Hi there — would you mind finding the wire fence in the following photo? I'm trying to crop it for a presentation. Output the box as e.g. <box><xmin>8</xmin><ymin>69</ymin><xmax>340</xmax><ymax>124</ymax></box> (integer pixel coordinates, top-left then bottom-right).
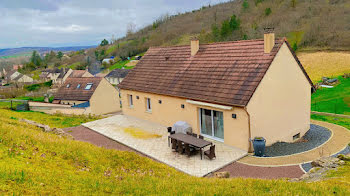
<box><xmin>0</xmin><ymin>99</ymin><xmax>29</xmax><ymax>110</ymax></box>
<box><xmin>311</xmin><ymin>99</ymin><xmax>349</xmax><ymax>115</ymax></box>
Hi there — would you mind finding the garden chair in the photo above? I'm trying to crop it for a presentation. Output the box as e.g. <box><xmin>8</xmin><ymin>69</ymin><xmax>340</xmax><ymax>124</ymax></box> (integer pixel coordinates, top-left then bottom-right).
<box><xmin>171</xmin><ymin>138</ymin><xmax>177</xmax><ymax>151</ymax></box>
<box><xmin>184</xmin><ymin>143</ymin><xmax>196</xmax><ymax>157</ymax></box>
<box><xmin>177</xmin><ymin>140</ymin><xmax>184</xmax><ymax>154</ymax></box>
<box><xmin>186</xmin><ymin>131</ymin><xmax>192</xmax><ymax>135</ymax></box>
<box><xmin>204</xmin><ymin>145</ymin><xmax>216</xmax><ymax>160</ymax></box>
<box><xmin>192</xmin><ymin>133</ymin><xmax>197</xmax><ymax>138</ymax></box>
<box><xmin>198</xmin><ymin>135</ymin><xmax>204</xmax><ymax>139</ymax></box>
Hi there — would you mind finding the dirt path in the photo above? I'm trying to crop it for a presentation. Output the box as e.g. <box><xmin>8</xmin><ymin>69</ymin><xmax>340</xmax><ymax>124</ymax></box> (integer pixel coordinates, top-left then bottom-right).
<box><xmin>64</xmin><ymin>125</ymin><xmax>305</xmax><ymax>179</ymax></box>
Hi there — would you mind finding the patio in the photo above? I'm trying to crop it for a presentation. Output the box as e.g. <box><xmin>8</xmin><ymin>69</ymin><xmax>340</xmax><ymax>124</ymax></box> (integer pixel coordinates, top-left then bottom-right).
<box><xmin>82</xmin><ymin>114</ymin><xmax>247</xmax><ymax>177</ymax></box>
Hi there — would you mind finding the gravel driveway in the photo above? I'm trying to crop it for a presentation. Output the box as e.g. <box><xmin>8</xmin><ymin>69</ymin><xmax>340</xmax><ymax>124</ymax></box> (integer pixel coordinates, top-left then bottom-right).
<box><xmin>264</xmin><ymin>124</ymin><xmax>331</xmax><ymax>157</ymax></box>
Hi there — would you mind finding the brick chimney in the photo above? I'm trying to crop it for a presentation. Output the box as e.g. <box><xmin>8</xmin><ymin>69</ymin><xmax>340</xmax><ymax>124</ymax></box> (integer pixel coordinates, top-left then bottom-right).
<box><xmin>264</xmin><ymin>28</ymin><xmax>275</xmax><ymax>53</ymax></box>
<box><xmin>191</xmin><ymin>38</ymin><xmax>199</xmax><ymax>56</ymax></box>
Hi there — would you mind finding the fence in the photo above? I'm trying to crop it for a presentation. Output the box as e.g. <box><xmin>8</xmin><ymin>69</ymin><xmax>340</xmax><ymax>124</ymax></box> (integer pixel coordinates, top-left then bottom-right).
<box><xmin>311</xmin><ymin>99</ymin><xmax>349</xmax><ymax>115</ymax></box>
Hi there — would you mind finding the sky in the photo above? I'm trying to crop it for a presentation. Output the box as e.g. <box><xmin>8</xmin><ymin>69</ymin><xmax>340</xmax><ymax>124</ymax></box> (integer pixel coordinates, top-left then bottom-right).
<box><xmin>0</xmin><ymin>0</ymin><xmax>228</xmax><ymax>48</ymax></box>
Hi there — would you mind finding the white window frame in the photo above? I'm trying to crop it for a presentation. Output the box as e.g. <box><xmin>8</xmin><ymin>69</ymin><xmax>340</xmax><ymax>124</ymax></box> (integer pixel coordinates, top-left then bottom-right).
<box><xmin>145</xmin><ymin>98</ymin><xmax>151</xmax><ymax>112</ymax></box>
<box><xmin>128</xmin><ymin>94</ymin><xmax>133</xmax><ymax>108</ymax></box>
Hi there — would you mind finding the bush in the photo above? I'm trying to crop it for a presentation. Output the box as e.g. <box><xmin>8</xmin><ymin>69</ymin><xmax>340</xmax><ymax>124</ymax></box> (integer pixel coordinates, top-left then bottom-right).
<box><xmin>265</xmin><ymin>8</ymin><xmax>272</xmax><ymax>16</ymax></box>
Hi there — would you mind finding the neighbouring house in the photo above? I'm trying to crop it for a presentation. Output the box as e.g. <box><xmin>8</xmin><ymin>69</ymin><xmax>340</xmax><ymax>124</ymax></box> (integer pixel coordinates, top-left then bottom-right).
<box><xmin>69</xmin><ymin>69</ymin><xmax>94</xmax><ymax>78</ymax></box>
<box><xmin>40</xmin><ymin>68</ymin><xmax>73</xmax><ymax>84</ymax></box>
<box><xmin>105</xmin><ymin>68</ymin><xmax>130</xmax><ymax>86</ymax></box>
<box><xmin>12</xmin><ymin>73</ymin><xmax>34</xmax><ymax>83</ymax></box>
<box><xmin>5</xmin><ymin>70</ymin><xmax>21</xmax><ymax>81</ymax></box>
<box><xmin>118</xmin><ymin>29</ymin><xmax>314</xmax><ymax>152</ymax></box>
<box><xmin>94</xmin><ymin>72</ymin><xmax>108</xmax><ymax>78</ymax></box>
<box><xmin>53</xmin><ymin>77</ymin><xmax>120</xmax><ymax>115</ymax></box>
<box><xmin>13</xmin><ymin>64</ymin><xmax>23</xmax><ymax>70</ymax></box>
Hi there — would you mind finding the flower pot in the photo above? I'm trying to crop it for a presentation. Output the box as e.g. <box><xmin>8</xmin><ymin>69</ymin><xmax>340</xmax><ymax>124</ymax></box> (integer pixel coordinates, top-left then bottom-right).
<box><xmin>253</xmin><ymin>137</ymin><xmax>266</xmax><ymax>157</ymax></box>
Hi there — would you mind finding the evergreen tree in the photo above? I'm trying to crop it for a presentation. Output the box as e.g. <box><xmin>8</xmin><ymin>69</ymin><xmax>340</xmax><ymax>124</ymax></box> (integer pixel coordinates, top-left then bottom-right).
<box><xmin>57</xmin><ymin>51</ymin><xmax>63</xmax><ymax>60</ymax></box>
<box><xmin>100</xmin><ymin>39</ymin><xmax>109</xmax><ymax>46</ymax></box>
<box><xmin>229</xmin><ymin>15</ymin><xmax>240</xmax><ymax>31</ymax></box>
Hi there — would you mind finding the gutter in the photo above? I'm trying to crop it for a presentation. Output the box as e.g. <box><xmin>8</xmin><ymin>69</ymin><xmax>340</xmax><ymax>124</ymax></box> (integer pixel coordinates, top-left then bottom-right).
<box><xmin>244</xmin><ymin>106</ymin><xmax>253</xmax><ymax>153</ymax></box>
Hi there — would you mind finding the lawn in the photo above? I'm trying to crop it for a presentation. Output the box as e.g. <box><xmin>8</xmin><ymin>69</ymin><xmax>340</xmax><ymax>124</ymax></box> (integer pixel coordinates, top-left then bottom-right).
<box><xmin>0</xmin><ymin>103</ymin><xmax>349</xmax><ymax>194</ymax></box>
<box><xmin>311</xmin><ymin>114</ymin><xmax>350</xmax><ymax>130</ymax></box>
<box><xmin>311</xmin><ymin>76</ymin><xmax>350</xmax><ymax>115</ymax></box>
<box><xmin>0</xmin><ymin>102</ymin><xmax>100</xmax><ymax>128</ymax></box>
<box><xmin>299</xmin><ymin>51</ymin><xmax>350</xmax><ymax>83</ymax></box>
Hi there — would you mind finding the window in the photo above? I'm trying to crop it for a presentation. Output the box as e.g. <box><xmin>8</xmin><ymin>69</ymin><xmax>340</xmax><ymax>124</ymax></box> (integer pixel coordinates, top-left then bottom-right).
<box><xmin>66</xmin><ymin>84</ymin><xmax>70</xmax><ymax>88</ymax></box>
<box><xmin>293</xmin><ymin>133</ymin><xmax>300</xmax><ymax>140</ymax></box>
<box><xmin>146</xmin><ymin>98</ymin><xmax>151</xmax><ymax>112</ymax></box>
<box><xmin>128</xmin><ymin>94</ymin><xmax>133</xmax><ymax>107</ymax></box>
<box><xmin>76</xmin><ymin>84</ymin><xmax>81</xmax><ymax>89</ymax></box>
<box><xmin>85</xmin><ymin>83</ymin><xmax>93</xmax><ymax>90</ymax></box>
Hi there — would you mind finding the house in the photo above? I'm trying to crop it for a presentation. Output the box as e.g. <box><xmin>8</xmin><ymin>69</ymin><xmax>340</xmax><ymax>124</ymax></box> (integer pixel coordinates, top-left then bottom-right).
<box><xmin>13</xmin><ymin>64</ymin><xmax>23</xmax><ymax>70</ymax></box>
<box><xmin>12</xmin><ymin>73</ymin><xmax>34</xmax><ymax>83</ymax></box>
<box><xmin>105</xmin><ymin>69</ymin><xmax>130</xmax><ymax>86</ymax></box>
<box><xmin>118</xmin><ymin>29</ymin><xmax>314</xmax><ymax>152</ymax></box>
<box><xmin>69</xmin><ymin>69</ymin><xmax>94</xmax><ymax>78</ymax></box>
<box><xmin>40</xmin><ymin>68</ymin><xmax>73</xmax><ymax>84</ymax></box>
<box><xmin>53</xmin><ymin>77</ymin><xmax>120</xmax><ymax>115</ymax></box>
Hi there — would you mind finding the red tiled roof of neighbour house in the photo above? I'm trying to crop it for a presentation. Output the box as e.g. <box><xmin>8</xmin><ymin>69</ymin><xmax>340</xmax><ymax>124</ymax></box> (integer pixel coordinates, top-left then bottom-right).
<box><xmin>54</xmin><ymin>77</ymin><xmax>102</xmax><ymax>101</ymax></box>
<box><xmin>70</xmin><ymin>70</ymin><xmax>89</xmax><ymax>78</ymax></box>
<box><xmin>119</xmin><ymin>38</ymin><xmax>313</xmax><ymax>107</ymax></box>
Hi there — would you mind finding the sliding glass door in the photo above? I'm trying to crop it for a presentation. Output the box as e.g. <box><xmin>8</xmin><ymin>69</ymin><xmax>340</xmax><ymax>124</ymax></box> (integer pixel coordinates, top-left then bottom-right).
<box><xmin>200</xmin><ymin>108</ymin><xmax>224</xmax><ymax>141</ymax></box>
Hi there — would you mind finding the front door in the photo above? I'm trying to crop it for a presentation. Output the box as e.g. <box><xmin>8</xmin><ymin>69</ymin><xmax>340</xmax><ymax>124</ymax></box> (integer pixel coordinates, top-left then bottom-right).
<box><xmin>200</xmin><ymin>108</ymin><xmax>224</xmax><ymax>141</ymax></box>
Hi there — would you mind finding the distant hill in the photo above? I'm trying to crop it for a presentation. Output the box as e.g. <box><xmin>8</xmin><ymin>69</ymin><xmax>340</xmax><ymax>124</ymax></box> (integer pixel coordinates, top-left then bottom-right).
<box><xmin>0</xmin><ymin>46</ymin><xmax>96</xmax><ymax>58</ymax></box>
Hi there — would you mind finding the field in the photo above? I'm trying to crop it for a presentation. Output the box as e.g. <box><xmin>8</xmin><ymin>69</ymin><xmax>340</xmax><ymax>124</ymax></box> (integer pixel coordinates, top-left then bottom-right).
<box><xmin>0</xmin><ymin>106</ymin><xmax>349</xmax><ymax>195</ymax></box>
<box><xmin>311</xmin><ymin>76</ymin><xmax>350</xmax><ymax>115</ymax></box>
<box><xmin>299</xmin><ymin>51</ymin><xmax>350</xmax><ymax>82</ymax></box>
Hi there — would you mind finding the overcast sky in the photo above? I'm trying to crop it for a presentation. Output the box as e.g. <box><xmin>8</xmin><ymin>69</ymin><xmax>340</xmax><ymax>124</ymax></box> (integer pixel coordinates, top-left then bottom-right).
<box><xmin>0</xmin><ymin>0</ymin><xmax>228</xmax><ymax>48</ymax></box>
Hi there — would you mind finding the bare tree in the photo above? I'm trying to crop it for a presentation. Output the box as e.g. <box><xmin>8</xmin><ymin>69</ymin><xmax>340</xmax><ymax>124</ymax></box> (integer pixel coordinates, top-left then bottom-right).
<box><xmin>126</xmin><ymin>22</ymin><xmax>136</xmax><ymax>36</ymax></box>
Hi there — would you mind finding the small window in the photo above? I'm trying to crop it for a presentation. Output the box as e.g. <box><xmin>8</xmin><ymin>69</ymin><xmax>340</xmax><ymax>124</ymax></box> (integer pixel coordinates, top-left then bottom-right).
<box><xmin>136</xmin><ymin>96</ymin><xmax>139</xmax><ymax>99</ymax></box>
<box><xmin>128</xmin><ymin>94</ymin><xmax>133</xmax><ymax>107</ymax></box>
<box><xmin>181</xmin><ymin>104</ymin><xmax>185</xmax><ymax>109</ymax></box>
<box><xmin>85</xmin><ymin>83</ymin><xmax>93</xmax><ymax>90</ymax></box>
<box><xmin>76</xmin><ymin>84</ymin><xmax>81</xmax><ymax>89</ymax></box>
<box><xmin>159</xmin><ymin>100</ymin><xmax>162</xmax><ymax>104</ymax></box>
<box><xmin>293</xmin><ymin>133</ymin><xmax>300</xmax><ymax>140</ymax></box>
<box><xmin>66</xmin><ymin>84</ymin><xmax>70</xmax><ymax>88</ymax></box>
<box><xmin>146</xmin><ymin>98</ymin><xmax>151</xmax><ymax>112</ymax></box>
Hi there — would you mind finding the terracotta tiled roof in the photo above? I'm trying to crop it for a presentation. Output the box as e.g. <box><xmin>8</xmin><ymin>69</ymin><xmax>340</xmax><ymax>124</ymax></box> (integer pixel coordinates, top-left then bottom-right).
<box><xmin>54</xmin><ymin>77</ymin><xmax>102</xmax><ymax>101</ymax></box>
<box><xmin>119</xmin><ymin>38</ymin><xmax>313</xmax><ymax>106</ymax></box>
<box><xmin>70</xmin><ymin>70</ymin><xmax>89</xmax><ymax>78</ymax></box>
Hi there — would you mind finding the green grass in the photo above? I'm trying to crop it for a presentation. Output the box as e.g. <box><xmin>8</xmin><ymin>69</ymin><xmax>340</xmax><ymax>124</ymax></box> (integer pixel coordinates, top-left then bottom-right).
<box><xmin>106</xmin><ymin>45</ymin><xmax>117</xmax><ymax>55</ymax></box>
<box><xmin>108</xmin><ymin>60</ymin><xmax>130</xmax><ymax>70</ymax></box>
<box><xmin>16</xmin><ymin>96</ymin><xmax>54</xmax><ymax>103</ymax></box>
<box><xmin>0</xmin><ymin>110</ymin><xmax>350</xmax><ymax>195</ymax></box>
<box><xmin>311</xmin><ymin>76</ymin><xmax>350</xmax><ymax>115</ymax></box>
<box><xmin>68</xmin><ymin>62</ymin><xmax>81</xmax><ymax>69</ymax></box>
<box><xmin>311</xmin><ymin>114</ymin><xmax>350</xmax><ymax>130</ymax></box>
<box><xmin>0</xmin><ymin>102</ymin><xmax>100</xmax><ymax>128</ymax></box>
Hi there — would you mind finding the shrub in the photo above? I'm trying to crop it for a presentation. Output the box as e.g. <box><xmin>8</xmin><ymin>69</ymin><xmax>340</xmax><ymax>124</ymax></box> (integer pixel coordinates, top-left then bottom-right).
<box><xmin>265</xmin><ymin>8</ymin><xmax>272</xmax><ymax>16</ymax></box>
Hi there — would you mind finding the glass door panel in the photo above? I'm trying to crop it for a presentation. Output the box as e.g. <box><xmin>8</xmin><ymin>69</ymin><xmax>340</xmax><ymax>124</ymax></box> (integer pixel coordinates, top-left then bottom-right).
<box><xmin>200</xmin><ymin>108</ymin><xmax>212</xmax><ymax>136</ymax></box>
<box><xmin>213</xmin><ymin>111</ymin><xmax>224</xmax><ymax>139</ymax></box>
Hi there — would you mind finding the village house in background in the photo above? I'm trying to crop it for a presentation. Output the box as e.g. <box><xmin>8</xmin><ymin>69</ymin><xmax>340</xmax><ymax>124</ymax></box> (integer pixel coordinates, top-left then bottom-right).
<box><xmin>53</xmin><ymin>77</ymin><xmax>120</xmax><ymax>115</ymax></box>
<box><xmin>119</xmin><ymin>29</ymin><xmax>314</xmax><ymax>152</ymax></box>
<box><xmin>3</xmin><ymin>70</ymin><xmax>33</xmax><ymax>84</ymax></box>
<box><xmin>105</xmin><ymin>68</ymin><xmax>130</xmax><ymax>86</ymax></box>
<box><xmin>69</xmin><ymin>69</ymin><xmax>94</xmax><ymax>78</ymax></box>
<box><xmin>40</xmin><ymin>68</ymin><xmax>93</xmax><ymax>85</ymax></box>
<box><xmin>12</xmin><ymin>64</ymin><xmax>23</xmax><ymax>70</ymax></box>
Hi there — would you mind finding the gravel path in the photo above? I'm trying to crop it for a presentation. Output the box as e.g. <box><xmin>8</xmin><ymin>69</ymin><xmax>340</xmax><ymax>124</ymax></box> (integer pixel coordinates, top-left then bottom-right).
<box><xmin>65</xmin><ymin>125</ymin><xmax>304</xmax><ymax>179</ymax></box>
<box><xmin>264</xmin><ymin>124</ymin><xmax>331</xmax><ymax>157</ymax></box>
<box><xmin>216</xmin><ymin>162</ymin><xmax>304</xmax><ymax>179</ymax></box>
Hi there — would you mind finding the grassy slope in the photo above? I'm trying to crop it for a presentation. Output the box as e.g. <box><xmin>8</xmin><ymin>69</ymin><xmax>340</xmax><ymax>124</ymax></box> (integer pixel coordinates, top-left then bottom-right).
<box><xmin>311</xmin><ymin>76</ymin><xmax>350</xmax><ymax>115</ymax></box>
<box><xmin>0</xmin><ymin>103</ymin><xmax>99</xmax><ymax>128</ymax></box>
<box><xmin>0</xmin><ymin>108</ymin><xmax>350</xmax><ymax>195</ymax></box>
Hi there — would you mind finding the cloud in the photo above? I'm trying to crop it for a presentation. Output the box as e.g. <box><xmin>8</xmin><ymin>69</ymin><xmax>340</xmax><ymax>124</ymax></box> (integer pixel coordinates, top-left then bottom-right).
<box><xmin>0</xmin><ymin>0</ymin><xmax>230</xmax><ymax>48</ymax></box>
<box><xmin>32</xmin><ymin>24</ymin><xmax>91</xmax><ymax>33</ymax></box>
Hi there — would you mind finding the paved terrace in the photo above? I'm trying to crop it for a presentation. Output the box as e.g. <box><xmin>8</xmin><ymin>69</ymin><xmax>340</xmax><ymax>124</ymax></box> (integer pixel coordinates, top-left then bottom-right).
<box><xmin>82</xmin><ymin>115</ymin><xmax>247</xmax><ymax>177</ymax></box>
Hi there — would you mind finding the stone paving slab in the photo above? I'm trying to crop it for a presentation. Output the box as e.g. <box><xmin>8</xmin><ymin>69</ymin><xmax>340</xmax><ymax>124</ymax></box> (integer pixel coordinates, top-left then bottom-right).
<box><xmin>83</xmin><ymin>114</ymin><xmax>247</xmax><ymax>177</ymax></box>
<box><xmin>238</xmin><ymin>120</ymin><xmax>350</xmax><ymax>166</ymax></box>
